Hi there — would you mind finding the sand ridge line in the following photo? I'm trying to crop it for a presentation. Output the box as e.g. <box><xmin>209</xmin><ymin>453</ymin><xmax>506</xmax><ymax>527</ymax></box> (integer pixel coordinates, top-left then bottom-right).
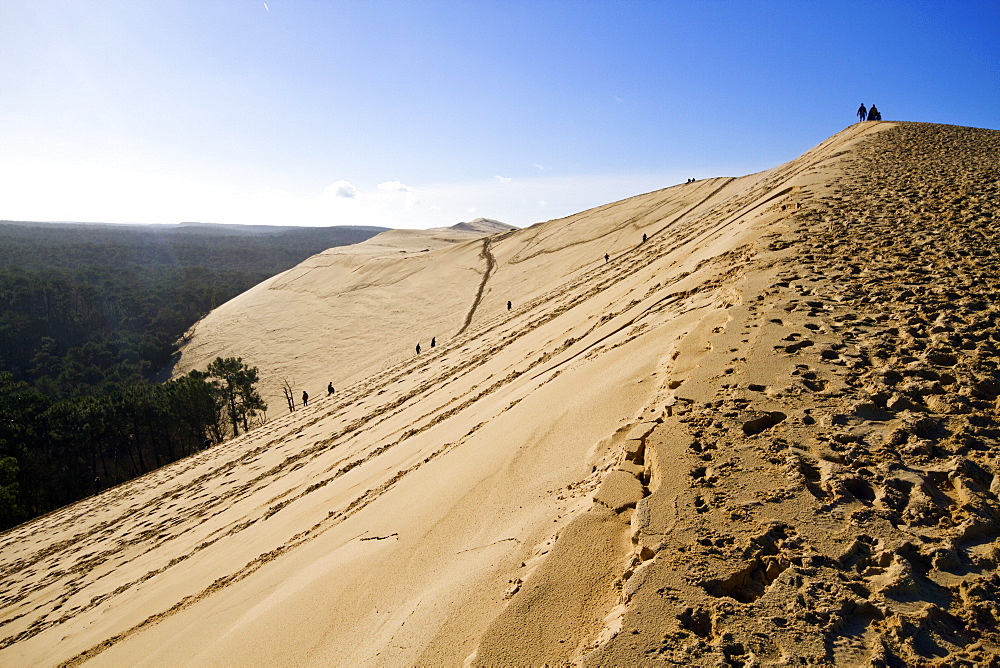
<box><xmin>639</xmin><ymin>178</ymin><xmax>737</xmax><ymax>246</ymax></box>
<box><xmin>464</xmin><ymin>124</ymin><xmax>919</xmax><ymax>665</ymax></box>
<box><xmin>348</xmin><ymin>129</ymin><xmax>879</xmax><ymax>427</ymax></box>
<box><xmin>455</xmin><ymin>192</ymin><xmax>736</xmax><ymax>347</ymax></box>
<box><xmin>468</xmin><ymin>224</ymin><xmax>801</xmax><ymax>665</ymax></box>
<box><xmin>507</xmin><ymin>185</ymin><xmax>706</xmax><ymax>266</ymax></box>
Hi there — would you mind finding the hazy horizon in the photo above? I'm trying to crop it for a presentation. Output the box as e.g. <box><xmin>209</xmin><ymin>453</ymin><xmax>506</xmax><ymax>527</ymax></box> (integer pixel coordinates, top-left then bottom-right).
<box><xmin>2</xmin><ymin>0</ymin><xmax>997</xmax><ymax>230</ymax></box>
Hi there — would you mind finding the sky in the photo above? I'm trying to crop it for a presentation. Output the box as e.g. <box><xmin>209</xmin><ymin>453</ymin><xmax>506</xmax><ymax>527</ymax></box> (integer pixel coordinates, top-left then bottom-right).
<box><xmin>1</xmin><ymin>1</ymin><xmax>997</xmax><ymax>230</ymax></box>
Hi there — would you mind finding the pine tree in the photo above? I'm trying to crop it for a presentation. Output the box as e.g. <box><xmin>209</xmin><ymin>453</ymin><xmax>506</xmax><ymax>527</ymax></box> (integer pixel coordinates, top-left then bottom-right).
<box><xmin>206</xmin><ymin>357</ymin><xmax>267</xmax><ymax>437</ymax></box>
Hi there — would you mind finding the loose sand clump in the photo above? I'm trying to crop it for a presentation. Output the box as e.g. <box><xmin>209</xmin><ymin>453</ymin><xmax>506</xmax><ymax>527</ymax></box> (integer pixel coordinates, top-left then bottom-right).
<box><xmin>2</xmin><ymin>123</ymin><xmax>999</xmax><ymax>667</ymax></box>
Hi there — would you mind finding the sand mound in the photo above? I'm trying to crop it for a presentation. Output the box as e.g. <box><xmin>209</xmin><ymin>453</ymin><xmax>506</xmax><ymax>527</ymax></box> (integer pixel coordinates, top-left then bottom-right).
<box><xmin>2</xmin><ymin>122</ymin><xmax>999</xmax><ymax>666</ymax></box>
<box><xmin>449</xmin><ymin>218</ymin><xmax>516</xmax><ymax>235</ymax></box>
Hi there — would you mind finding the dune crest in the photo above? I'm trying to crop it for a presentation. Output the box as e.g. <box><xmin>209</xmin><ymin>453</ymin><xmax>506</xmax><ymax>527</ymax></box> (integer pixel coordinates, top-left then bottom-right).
<box><xmin>3</xmin><ymin>122</ymin><xmax>1000</xmax><ymax>666</ymax></box>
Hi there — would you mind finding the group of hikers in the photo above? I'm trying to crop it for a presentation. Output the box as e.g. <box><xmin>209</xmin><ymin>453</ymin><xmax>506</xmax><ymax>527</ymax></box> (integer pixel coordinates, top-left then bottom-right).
<box><xmin>298</xmin><ymin>381</ymin><xmax>335</xmax><ymax>408</ymax></box>
<box><xmin>857</xmin><ymin>103</ymin><xmax>882</xmax><ymax>122</ymax></box>
<box><xmin>604</xmin><ymin>231</ymin><xmax>650</xmax><ymax>264</ymax></box>
<box><xmin>415</xmin><ymin>336</ymin><xmax>437</xmax><ymax>354</ymax></box>
<box><xmin>413</xmin><ymin>301</ymin><xmax>517</xmax><ymax>355</ymax></box>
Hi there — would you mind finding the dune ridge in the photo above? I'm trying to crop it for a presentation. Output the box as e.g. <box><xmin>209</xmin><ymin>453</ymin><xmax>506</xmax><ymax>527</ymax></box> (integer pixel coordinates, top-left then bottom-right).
<box><xmin>1</xmin><ymin>122</ymin><xmax>999</xmax><ymax>666</ymax></box>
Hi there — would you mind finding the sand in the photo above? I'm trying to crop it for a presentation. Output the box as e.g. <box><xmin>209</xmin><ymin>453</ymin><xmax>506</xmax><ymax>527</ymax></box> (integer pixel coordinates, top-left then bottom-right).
<box><xmin>171</xmin><ymin>218</ymin><xmax>516</xmax><ymax>410</ymax></box>
<box><xmin>2</xmin><ymin>122</ymin><xmax>999</xmax><ymax>666</ymax></box>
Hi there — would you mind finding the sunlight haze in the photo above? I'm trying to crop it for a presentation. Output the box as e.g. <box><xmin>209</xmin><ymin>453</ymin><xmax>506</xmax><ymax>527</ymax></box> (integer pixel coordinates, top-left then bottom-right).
<box><xmin>1</xmin><ymin>0</ymin><xmax>997</xmax><ymax>228</ymax></box>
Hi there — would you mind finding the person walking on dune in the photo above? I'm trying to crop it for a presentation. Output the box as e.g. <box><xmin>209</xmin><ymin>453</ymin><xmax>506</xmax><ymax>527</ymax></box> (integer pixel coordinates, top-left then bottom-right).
<box><xmin>857</xmin><ymin>103</ymin><xmax>867</xmax><ymax>122</ymax></box>
<box><xmin>507</xmin><ymin>301</ymin><xmax>512</xmax><ymax>311</ymax></box>
<box><xmin>302</xmin><ymin>390</ymin><xmax>309</xmax><ymax>407</ymax></box>
<box><xmin>869</xmin><ymin>105</ymin><xmax>881</xmax><ymax>121</ymax></box>
<box><xmin>605</xmin><ymin>253</ymin><xmax>609</xmax><ymax>263</ymax></box>
<box><xmin>327</xmin><ymin>382</ymin><xmax>335</xmax><ymax>396</ymax></box>
<box><xmin>416</xmin><ymin>343</ymin><xmax>421</xmax><ymax>354</ymax></box>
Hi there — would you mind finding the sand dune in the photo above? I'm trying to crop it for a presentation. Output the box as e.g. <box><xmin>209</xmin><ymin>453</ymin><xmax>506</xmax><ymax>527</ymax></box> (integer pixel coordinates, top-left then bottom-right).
<box><xmin>2</xmin><ymin>122</ymin><xmax>999</xmax><ymax>666</ymax></box>
<box><xmin>172</xmin><ymin>218</ymin><xmax>516</xmax><ymax>409</ymax></box>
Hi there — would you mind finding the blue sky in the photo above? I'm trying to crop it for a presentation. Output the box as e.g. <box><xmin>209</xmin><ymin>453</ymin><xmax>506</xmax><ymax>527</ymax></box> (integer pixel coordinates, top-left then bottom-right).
<box><xmin>1</xmin><ymin>1</ymin><xmax>997</xmax><ymax>229</ymax></box>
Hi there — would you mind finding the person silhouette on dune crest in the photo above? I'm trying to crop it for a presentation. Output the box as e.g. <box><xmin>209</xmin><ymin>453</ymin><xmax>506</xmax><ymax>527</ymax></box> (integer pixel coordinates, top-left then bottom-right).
<box><xmin>857</xmin><ymin>103</ymin><xmax>867</xmax><ymax>122</ymax></box>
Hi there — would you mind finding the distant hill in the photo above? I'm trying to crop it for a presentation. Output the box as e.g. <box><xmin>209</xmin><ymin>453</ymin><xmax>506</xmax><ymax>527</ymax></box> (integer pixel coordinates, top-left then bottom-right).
<box><xmin>449</xmin><ymin>218</ymin><xmax>517</xmax><ymax>234</ymax></box>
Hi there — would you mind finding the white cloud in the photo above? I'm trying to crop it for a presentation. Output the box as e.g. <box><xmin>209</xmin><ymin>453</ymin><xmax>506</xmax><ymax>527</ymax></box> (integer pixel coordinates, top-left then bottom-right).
<box><xmin>377</xmin><ymin>180</ymin><xmax>414</xmax><ymax>192</ymax></box>
<box><xmin>494</xmin><ymin>175</ymin><xmax>512</xmax><ymax>183</ymax></box>
<box><xmin>327</xmin><ymin>180</ymin><xmax>358</xmax><ymax>198</ymax></box>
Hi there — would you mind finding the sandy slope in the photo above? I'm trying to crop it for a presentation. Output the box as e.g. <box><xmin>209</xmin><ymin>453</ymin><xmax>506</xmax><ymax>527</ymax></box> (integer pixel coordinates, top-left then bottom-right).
<box><xmin>2</xmin><ymin>122</ymin><xmax>1000</xmax><ymax>666</ymax></box>
<box><xmin>171</xmin><ymin>218</ymin><xmax>515</xmax><ymax>410</ymax></box>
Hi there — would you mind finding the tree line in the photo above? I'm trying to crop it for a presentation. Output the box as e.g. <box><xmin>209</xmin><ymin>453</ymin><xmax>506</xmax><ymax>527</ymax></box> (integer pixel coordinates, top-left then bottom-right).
<box><xmin>0</xmin><ymin>357</ymin><xmax>265</xmax><ymax>529</ymax></box>
<box><xmin>0</xmin><ymin>221</ymin><xmax>383</xmax><ymax>394</ymax></box>
<box><xmin>0</xmin><ymin>221</ymin><xmax>385</xmax><ymax>530</ymax></box>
